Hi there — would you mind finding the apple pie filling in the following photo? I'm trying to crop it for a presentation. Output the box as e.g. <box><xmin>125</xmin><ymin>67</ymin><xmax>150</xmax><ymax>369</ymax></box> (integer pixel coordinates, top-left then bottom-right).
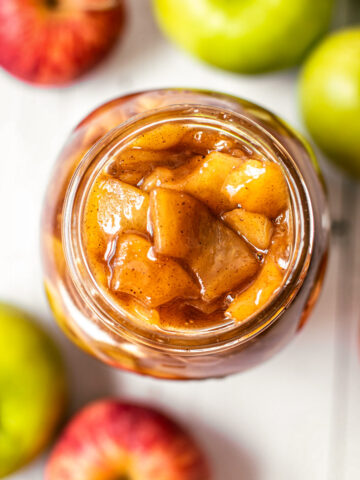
<box><xmin>82</xmin><ymin>122</ymin><xmax>292</xmax><ymax>330</ymax></box>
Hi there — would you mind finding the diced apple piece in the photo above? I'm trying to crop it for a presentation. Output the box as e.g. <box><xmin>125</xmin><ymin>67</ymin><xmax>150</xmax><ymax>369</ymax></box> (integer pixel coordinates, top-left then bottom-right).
<box><xmin>83</xmin><ymin>177</ymin><xmax>149</xmax><ymax>275</ymax></box>
<box><xmin>150</xmin><ymin>188</ymin><xmax>198</xmax><ymax>258</ymax></box>
<box><xmin>110</xmin><ymin>234</ymin><xmax>199</xmax><ymax>307</ymax></box>
<box><xmin>226</xmin><ymin>215</ymin><xmax>291</xmax><ymax>323</ymax></box>
<box><xmin>115</xmin><ymin>294</ymin><xmax>160</xmax><ymax>325</ymax></box>
<box><xmin>106</xmin><ymin>158</ymin><xmax>149</xmax><ymax>186</ymax></box>
<box><xmin>222</xmin><ymin>159</ymin><xmax>289</xmax><ymax>218</ymax></box>
<box><xmin>188</xmin><ymin>211</ymin><xmax>259</xmax><ymax>302</ymax></box>
<box><xmin>144</xmin><ymin>152</ymin><xmax>241</xmax><ymax>212</ymax></box>
<box><xmin>180</xmin><ymin>128</ymin><xmax>242</xmax><ymax>155</ymax></box>
<box><xmin>225</xmin><ymin>260</ymin><xmax>284</xmax><ymax>323</ymax></box>
<box><xmin>109</xmin><ymin>147</ymin><xmax>189</xmax><ymax>186</ymax></box>
<box><xmin>128</xmin><ymin>300</ymin><xmax>160</xmax><ymax>325</ymax></box>
<box><xmin>131</xmin><ymin>123</ymin><xmax>187</xmax><ymax>150</ymax></box>
<box><xmin>223</xmin><ymin>209</ymin><xmax>274</xmax><ymax>250</ymax></box>
<box><xmin>116</xmin><ymin>171</ymin><xmax>146</xmax><ymax>186</ymax></box>
<box><xmin>116</xmin><ymin>148</ymin><xmax>168</xmax><ymax>168</ymax></box>
<box><xmin>110</xmin><ymin>148</ymin><xmax>169</xmax><ymax>182</ymax></box>
<box><xmin>267</xmin><ymin>212</ymin><xmax>293</xmax><ymax>269</ymax></box>
<box><xmin>141</xmin><ymin>156</ymin><xmax>203</xmax><ymax>192</ymax></box>
<box><xmin>142</xmin><ymin>167</ymin><xmax>177</xmax><ymax>192</ymax></box>
<box><xmin>149</xmin><ymin>188</ymin><xmax>258</xmax><ymax>301</ymax></box>
<box><xmin>180</xmin><ymin>152</ymin><xmax>242</xmax><ymax>213</ymax></box>
<box><xmin>84</xmin><ymin>176</ymin><xmax>149</xmax><ymax>237</ymax></box>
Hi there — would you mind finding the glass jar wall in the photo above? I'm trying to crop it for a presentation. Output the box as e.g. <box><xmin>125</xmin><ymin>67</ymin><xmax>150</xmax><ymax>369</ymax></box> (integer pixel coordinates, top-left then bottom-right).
<box><xmin>41</xmin><ymin>89</ymin><xmax>329</xmax><ymax>379</ymax></box>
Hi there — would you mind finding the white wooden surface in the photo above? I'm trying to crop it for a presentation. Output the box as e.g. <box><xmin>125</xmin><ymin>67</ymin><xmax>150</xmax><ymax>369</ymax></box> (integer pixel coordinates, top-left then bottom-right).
<box><xmin>1</xmin><ymin>1</ymin><xmax>359</xmax><ymax>479</ymax></box>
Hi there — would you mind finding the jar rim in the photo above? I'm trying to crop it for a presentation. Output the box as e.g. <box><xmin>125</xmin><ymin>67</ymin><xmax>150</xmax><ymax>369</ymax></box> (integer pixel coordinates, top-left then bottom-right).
<box><xmin>62</xmin><ymin>101</ymin><xmax>314</xmax><ymax>353</ymax></box>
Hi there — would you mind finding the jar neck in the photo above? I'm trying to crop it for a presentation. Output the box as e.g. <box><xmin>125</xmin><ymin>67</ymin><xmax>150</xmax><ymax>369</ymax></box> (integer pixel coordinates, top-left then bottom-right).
<box><xmin>62</xmin><ymin>105</ymin><xmax>314</xmax><ymax>353</ymax></box>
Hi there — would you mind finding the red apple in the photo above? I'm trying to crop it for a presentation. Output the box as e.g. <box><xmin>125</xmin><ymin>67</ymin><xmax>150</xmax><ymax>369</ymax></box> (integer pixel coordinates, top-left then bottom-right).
<box><xmin>46</xmin><ymin>399</ymin><xmax>211</xmax><ymax>480</ymax></box>
<box><xmin>0</xmin><ymin>0</ymin><xmax>126</xmax><ymax>86</ymax></box>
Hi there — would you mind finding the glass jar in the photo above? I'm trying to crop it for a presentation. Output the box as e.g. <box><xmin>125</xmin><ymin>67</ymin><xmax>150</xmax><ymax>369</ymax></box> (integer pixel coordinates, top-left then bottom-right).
<box><xmin>41</xmin><ymin>88</ymin><xmax>329</xmax><ymax>379</ymax></box>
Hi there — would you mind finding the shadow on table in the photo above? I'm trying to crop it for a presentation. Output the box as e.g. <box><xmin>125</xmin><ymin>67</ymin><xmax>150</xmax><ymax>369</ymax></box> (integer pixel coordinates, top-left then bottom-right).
<box><xmin>191</xmin><ymin>419</ymin><xmax>259</xmax><ymax>480</ymax></box>
<box><xmin>58</xmin><ymin>334</ymin><xmax>119</xmax><ymax>414</ymax></box>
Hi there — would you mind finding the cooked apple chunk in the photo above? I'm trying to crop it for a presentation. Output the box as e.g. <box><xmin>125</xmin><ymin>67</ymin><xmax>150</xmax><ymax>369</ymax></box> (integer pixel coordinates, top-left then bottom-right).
<box><xmin>115</xmin><ymin>294</ymin><xmax>160</xmax><ymax>325</ymax></box>
<box><xmin>131</xmin><ymin>123</ymin><xmax>187</xmax><ymax>150</ymax></box>
<box><xmin>223</xmin><ymin>209</ymin><xmax>274</xmax><ymax>250</ymax></box>
<box><xmin>110</xmin><ymin>145</ymin><xmax>193</xmax><ymax>186</ymax></box>
<box><xmin>179</xmin><ymin>152</ymin><xmax>242</xmax><ymax>213</ymax></box>
<box><xmin>142</xmin><ymin>167</ymin><xmax>176</xmax><ymax>191</ymax></box>
<box><xmin>222</xmin><ymin>159</ymin><xmax>289</xmax><ymax>218</ymax></box>
<box><xmin>85</xmin><ymin>176</ymin><xmax>149</xmax><ymax>237</ymax></box>
<box><xmin>141</xmin><ymin>156</ymin><xmax>204</xmax><ymax>192</ymax></box>
<box><xmin>188</xmin><ymin>212</ymin><xmax>259</xmax><ymax>302</ymax></box>
<box><xmin>116</xmin><ymin>148</ymin><xmax>169</xmax><ymax>168</ymax></box>
<box><xmin>149</xmin><ymin>188</ymin><xmax>258</xmax><ymax>301</ymax></box>
<box><xmin>83</xmin><ymin>177</ymin><xmax>150</xmax><ymax>264</ymax></box>
<box><xmin>150</xmin><ymin>188</ymin><xmax>198</xmax><ymax>258</ymax></box>
<box><xmin>181</xmin><ymin>128</ymin><xmax>240</xmax><ymax>152</ymax></box>
<box><xmin>143</xmin><ymin>152</ymin><xmax>241</xmax><ymax>212</ymax></box>
<box><xmin>226</xmin><ymin>260</ymin><xmax>284</xmax><ymax>323</ymax></box>
<box><xmin>109</xmin><ymin>148</ymin><xmax>170</xmax><ymax>184</ymax></box>
<box><xmin>110</xmin><ymin>234</ymin><xmax>199</xmax><ymax>307</ymax></box>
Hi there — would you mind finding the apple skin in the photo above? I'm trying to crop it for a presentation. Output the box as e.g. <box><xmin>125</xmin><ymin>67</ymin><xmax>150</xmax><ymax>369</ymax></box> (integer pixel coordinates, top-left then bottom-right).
<box><xmin>300</xmin><ymin>28</ymin><xmax>360</xmax><ymax>178</ymax></box>
<box><xmin>46</xmin><ymin>399</ymin><xmax>211</xmax><ymax>480</ymax></box>
<box><xmin>153</xmin><ymin>0</ymin><xmax>334</xmax><ymax>73</ymax></box>
<box><xmin>0</xmin><ymin>0</ymin><xmax>126</xmax><ymax>86</ymax></box>
<box><xmin>0</xmin><ymin>302</ymin><xmax>67</xmax><ymax>478</ymax></box>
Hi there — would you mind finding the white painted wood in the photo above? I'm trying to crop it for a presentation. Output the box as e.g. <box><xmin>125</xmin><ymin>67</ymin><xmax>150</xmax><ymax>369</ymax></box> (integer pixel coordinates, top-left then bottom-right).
<box><xmin>0</xmin><ymin>1</ymin><xmax>358</xmax><ymax>479</ymax></box>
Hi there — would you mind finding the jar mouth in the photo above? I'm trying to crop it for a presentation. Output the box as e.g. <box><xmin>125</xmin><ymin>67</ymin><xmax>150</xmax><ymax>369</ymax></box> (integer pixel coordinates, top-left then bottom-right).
<box><xmin>62</xmin><ymin>103</ymin><xmax>314</xmax><ymax>353</ymax></box>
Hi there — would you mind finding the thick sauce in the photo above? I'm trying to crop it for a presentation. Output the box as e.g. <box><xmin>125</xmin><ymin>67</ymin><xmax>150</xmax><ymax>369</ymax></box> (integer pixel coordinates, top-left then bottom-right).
<box><xmin>82</xmin><ymin>122</ymin><xmax>292</xmax><ymax>330</ymax></box>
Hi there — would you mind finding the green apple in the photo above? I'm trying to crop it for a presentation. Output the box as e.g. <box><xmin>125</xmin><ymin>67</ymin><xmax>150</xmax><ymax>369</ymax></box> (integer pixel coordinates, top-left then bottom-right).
<box><xmin>153</xmin><ymin>0</ymin><xmax>334</xmax><ymax>73</ymax></box>
<box><xmin>0</xmin><ymin>303</ymin><xmax>67</xmax><ymax>478</ymax></box>
<box><xmin>300</xmin><ymin>28</ymin><xmax>360</xmax><ymax>178</ymax></box>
